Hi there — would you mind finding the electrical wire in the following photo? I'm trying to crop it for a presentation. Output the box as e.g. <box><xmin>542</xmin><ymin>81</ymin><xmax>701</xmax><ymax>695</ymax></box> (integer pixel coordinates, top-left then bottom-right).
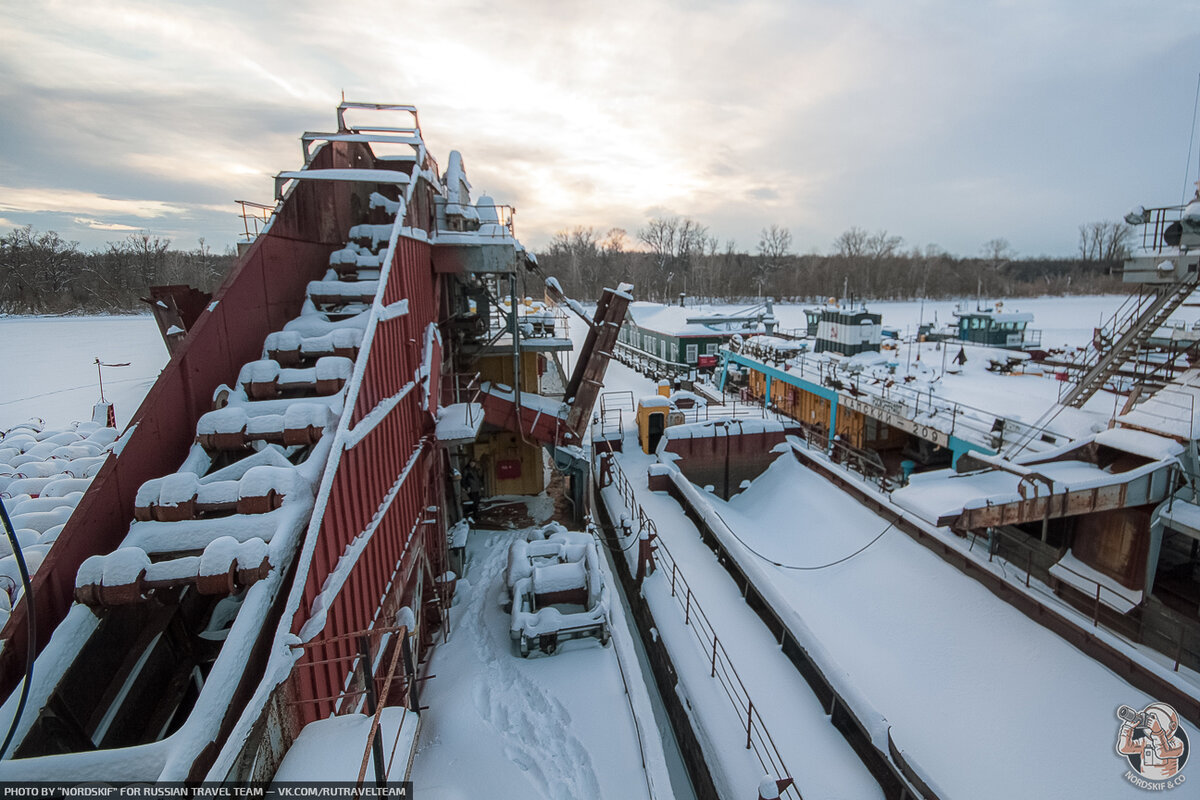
<box><xmin>612</xmin><ymin>525</ymin><xmax>645</xmax><ymax>554</ymax></box>
<box><xmin>0</xmin><ymin>497</ymin><xmax>35</xmax><ymax>759</ymax></box>
<box><xmin>711</xmin><ymin>505</ymin><xmax>899</xmax><ymax>571</ymax></box>
<box><xmin>595</xmin><ymin>508</ymin><xmax>643</xmax><ymax>554</ymax></box>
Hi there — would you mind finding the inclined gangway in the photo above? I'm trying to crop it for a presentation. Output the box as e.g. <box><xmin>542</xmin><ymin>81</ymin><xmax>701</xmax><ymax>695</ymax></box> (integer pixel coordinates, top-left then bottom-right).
<box><xmin>1004</xmin><ymin>198</ymin><xmax>1200</xmax><ymax>457</ymax></box>
<box><xmin>1056</xmin><ymin>274</ymin><xmax>1200</xmax><ymax>409</ymax></box>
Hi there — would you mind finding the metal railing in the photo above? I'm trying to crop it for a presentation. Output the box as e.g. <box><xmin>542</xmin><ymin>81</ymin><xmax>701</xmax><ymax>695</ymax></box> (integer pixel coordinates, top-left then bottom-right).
<box><xmin>289</xmin><ymin>625</ymin><xmax>418</xmax><ymax>786</ymax></box>
<box><xmin>592</xmin><ymin>389</ymin><xmax>791</xmax><ymax>448</ymax></box>
<box><xmin>489</xmin><ymin>301</ymin><xmax>571</xmax><ymax>341</ymax></box>
<box><xmin>1051</xmin><ymin>287</ymin><xmax>1164</xmax><ymax>401</ymax></box>
<box><xmin>741</xmin><ymin>350</ymin><xmax>1069</xmax><ymax>455</ymax></box>
<box><xmin>444</xmin><ymin>371</ymin><xmax>485</xmax><ymax>429</ymax></box>
<box><xmin>789</xmin><ymin>426</ymin><xmax>892</xmax><ymax>491</ymax></box>
<box><xmin>674</xmin><ymin>399</ymin><xmax>790</xmax><ymax>425</ymax></box>
<box><xmin>600</xmin><ymin>452</ymin><xmax>801</xmax><ymax>798</ymax></box>
<box><xmin>613</xmin><ymin>341</ymin><xmax>696</xmax><ymax>381</ymax></box>
<box><xmin>1132</xmin><ymin>204</ymin><xmax>1186</xmax><ymax>255</ymax></box>
<box><xmin>1140</xmin><ymin>386</ymin><xmax>1198</xmax><ymax>442</ymax></box>
<box><xmin>237</xmin><ymin>200</ymin><xmax>274</xmax><ymax>241</ymax></box>
<box><xmin>593</xmin><ymin>392</ymin><xmax>633</xmax><ymax>443</ymax></box>
<box><xmin>600</xmin><ymin>390</ymin><xmax>635</xmax><ymax>416</ymax></box>
<box><xmin>969</xmin><ymin>524</ymin><xmax>1194</xmax><ymax>670</ymax></box>
<box><xmin>771</xmin><ymin>326</ymin><xmax>810</xmax><ymax>341</ymax></box>
<box><xmin>736</xmin><ymin>337</ymin><xmax>809</xmax><ymax>363</ymax></box>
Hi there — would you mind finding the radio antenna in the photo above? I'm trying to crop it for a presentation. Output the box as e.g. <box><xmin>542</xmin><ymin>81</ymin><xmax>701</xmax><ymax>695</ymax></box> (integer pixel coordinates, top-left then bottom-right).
<box><xmin>1182</xmin><ymin>71</ymin><xmax>1200</xmax><ymax>204</ymax></box>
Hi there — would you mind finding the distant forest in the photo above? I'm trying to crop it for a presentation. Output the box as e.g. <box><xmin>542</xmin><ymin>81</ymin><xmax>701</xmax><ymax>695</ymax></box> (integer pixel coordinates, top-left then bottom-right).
<box><xmin>535</xmin><ymin>218</ymin><xmax>1131</xmax><ymax>304</ymax></box>
<box><xmin>1</xmin><ymin>217</ymin><xmax>1130</xmax><ymax>314</ymax></box>
<box><xmin>0</xmin><ymin>226</ymin><xmax>235</xmax><ymax>314</ymax></box>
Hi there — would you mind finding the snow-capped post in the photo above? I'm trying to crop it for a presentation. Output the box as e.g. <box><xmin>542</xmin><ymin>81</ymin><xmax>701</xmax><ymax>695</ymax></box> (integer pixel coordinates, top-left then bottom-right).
<box><xmin>93</xmin><ymin>357</ymin><xmax>130</xmax><ymax>427</ymax></box>
<box><xmin>757</xmin><ymin>775</ymin><xmax>794</xmax><ymax>799</ymax></box>
<box><xmin>91</xmin><ymin>400</ymin><xmax>115</xmax><ymax>428</ymax></box>
<box><xmin>599</xmin><ymin>451</ymin><xmax>613</xmax><ymax>488</ymax></box>
<box><xmin>636</xmin><ymin>526</ymin><xmax>657</xmax><ymax>584</ymax></box>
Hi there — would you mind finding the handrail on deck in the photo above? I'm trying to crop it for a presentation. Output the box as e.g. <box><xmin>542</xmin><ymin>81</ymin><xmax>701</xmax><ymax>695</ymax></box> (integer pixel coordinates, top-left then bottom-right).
<box><xmin>236</xmin><ymin>199</ymin><xmax>274</xmax><ymax>241</ymax></box>
<box><xmin>338</xmin><ymin>102</ymin><xmax>421</xmax><ymax>136</ymax></box>
<box><xmin>598</xmin><ymin>452</ymin><xmax>801</xmax><ymax>798</ymax></box>
<box><xmin>444</xmin><ymin>371</ymin><xmax>484</xmax><ymax>429</ymax></box>
<box><xmin>1129</xmin><ymin>204</ymin><xmax>1187</xmax><ymax>256</ymax></box>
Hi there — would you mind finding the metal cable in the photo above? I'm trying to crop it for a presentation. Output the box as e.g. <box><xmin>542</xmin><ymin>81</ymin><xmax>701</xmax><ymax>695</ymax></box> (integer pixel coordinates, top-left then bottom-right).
<box><xmin>0</xmin><ymin>497</ymin><xmax>35</xmax><ymax>759</ymax></box>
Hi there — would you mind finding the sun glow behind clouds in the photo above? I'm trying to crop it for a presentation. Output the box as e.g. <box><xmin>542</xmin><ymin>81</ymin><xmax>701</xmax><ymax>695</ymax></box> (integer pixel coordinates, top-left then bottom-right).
<box><xmin>0</xmin><ymin>187</ymin><xmax>189</xmax><ymax>219</ymax></box>
<box><xmin>0</xmin><ymin>0</ymin><xmax>1197</xmax><ymax>253</ymax></box>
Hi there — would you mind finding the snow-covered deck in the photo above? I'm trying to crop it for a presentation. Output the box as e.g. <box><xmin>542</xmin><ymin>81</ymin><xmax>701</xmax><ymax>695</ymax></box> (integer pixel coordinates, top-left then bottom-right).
<box><xmin>408</xmin><ymin>527</ymin><xmax>673</xmax><ymax>799</ymax></box>
<box><xmin>274</xmin><ymin>708</ymin><xmax>418</xmax><ymax>783</ymax></box>
<box><xmin>599</xmin><ymin>460</ymin><xmax>885</xmax><ymax>800</ymax></box>
<box><xmin>612</xmin><ymin>441</ymin><xmax>1185</xmax><ymax>799</ymax></box>
<box><xmin>893</xmin><ymin>456</ymin><xmax>1176</xmax><ymax>526</ymax></box>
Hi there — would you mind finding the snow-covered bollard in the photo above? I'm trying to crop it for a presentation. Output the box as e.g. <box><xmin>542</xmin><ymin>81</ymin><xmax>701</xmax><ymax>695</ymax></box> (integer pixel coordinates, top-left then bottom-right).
<box><xmin>757</xmin><ymin>775</ymin><xmax>794</xmax><ymax>799</ymax></box>
<box><xmin>598</xmin><ymin>451</ymin><xmax>613</xmax><ymax>487</ymax></box>
<box><xmin>635</xmin><ymin>526</ymin><xmax>657</xmax><ymax>584</ymax></box>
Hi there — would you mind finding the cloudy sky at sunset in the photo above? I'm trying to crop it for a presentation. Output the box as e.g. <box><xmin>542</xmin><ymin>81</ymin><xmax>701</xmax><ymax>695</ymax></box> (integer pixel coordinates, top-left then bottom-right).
<box><xmin>2</xmin><ymin>0</ymin><xmax>1198</xmax><ymax>257</ymax></box>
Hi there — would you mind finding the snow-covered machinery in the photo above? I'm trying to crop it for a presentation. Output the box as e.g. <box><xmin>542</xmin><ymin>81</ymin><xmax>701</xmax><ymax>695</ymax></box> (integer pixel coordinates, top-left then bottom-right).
<box><xmin>503</xmin><ymin>523</ymin><xmax>610</xmax><ymax>657</ymax></box>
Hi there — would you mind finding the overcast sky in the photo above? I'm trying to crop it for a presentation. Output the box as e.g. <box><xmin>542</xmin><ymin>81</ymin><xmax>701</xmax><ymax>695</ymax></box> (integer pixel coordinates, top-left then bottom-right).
<box><xmin>2</xmin><ymin>0</ymin><xmax>1199</xmax><ymax>258</ymax></box>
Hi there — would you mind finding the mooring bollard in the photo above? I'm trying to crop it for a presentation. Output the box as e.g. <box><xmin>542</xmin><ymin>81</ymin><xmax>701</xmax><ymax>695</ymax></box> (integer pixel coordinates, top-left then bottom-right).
<box><xmin>636</xmin><ymin>527</ymin><xmax>657</xmax><ymax>583</ymax></box>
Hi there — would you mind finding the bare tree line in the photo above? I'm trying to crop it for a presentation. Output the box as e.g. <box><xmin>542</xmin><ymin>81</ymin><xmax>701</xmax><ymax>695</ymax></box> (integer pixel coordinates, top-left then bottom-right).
<box><xmin>537</xmin><ymin>216</ymin><xmax>1131</xmax><ymax>303</ymax></box>
<box><xmin>0</xmin><ymin>226</ymin><xmax>235</xmax><ymax>314</ymax></box>
<box><xmin>1</xmin><ymin>215</ymin><xmax>1132</xmax><ymax>315</ymax></box>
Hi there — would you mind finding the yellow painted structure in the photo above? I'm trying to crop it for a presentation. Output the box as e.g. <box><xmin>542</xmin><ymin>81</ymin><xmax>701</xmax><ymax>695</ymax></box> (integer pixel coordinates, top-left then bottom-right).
<box><xmin>637</xmin><ymin>398</ymin><xmax>683</xmax><ymax>454</ymax></box>
<box><xmin>469</xmin><ymin>351</ymin><xmax>550</xmax><ymax>496</ymax></box>
<box><xmin>472</xmin><ymin>432</ymin><xmax>545</xmax><ymax>496</ymax></box>
<box><xmin>478</xmin><ymin>351</ymin><xmax>540</xmax><ymax>394</ymax></box>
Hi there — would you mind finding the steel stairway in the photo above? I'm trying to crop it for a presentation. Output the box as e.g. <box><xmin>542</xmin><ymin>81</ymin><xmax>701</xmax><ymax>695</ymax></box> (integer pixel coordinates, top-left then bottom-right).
<box><xmin>1058</xmin><ymin>274</ymin><xmax>1200</xmax><ymax>409</ymax></box>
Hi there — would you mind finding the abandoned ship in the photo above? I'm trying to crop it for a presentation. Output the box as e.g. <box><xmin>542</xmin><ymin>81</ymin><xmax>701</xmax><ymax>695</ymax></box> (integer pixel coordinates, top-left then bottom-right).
<box><xmin>0</xmin><ymin>100</ymin><xmax>1199</xmax><ymax>799</ymax></box>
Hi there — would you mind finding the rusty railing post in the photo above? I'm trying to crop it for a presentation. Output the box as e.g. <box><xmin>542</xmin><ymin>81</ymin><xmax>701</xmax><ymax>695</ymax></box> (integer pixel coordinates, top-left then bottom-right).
<box><xmin>357</xmin><ymin>635</ymin><xmax>388</xmax><ymax>787</ymax></box>
<box><xmin>746</xmin><ymin>700</ymin><xmax>754</xmax><ymax>750</ymax></box>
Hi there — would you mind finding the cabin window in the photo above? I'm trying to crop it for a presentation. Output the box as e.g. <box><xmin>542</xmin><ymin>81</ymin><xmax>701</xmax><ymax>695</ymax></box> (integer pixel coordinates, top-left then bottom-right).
<box><xmin>670</xmin><ymin>342</ymin><xmax>678</xmax><ymax>363</ymax></box>
<box><xmin>660</xmin><ymin>339</ymin><xmax>667</xmax><ymax>360</ymax></box>
<box><xmin>706</xmin><ymin>343</ymin><xmax>717</xmax><ymax>355</ymax></box>
<box><xmin>686</xmin><ymin>344</ymin><xmax>698</xmax><ymax>363</ymax></box>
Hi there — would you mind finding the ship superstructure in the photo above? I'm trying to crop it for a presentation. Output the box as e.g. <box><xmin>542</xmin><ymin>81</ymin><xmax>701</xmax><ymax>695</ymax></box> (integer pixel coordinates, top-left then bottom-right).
<box><xmin>0</xmin><ymin>102</ymin><xmax>630</xmax><ymax>782</ymax></box>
